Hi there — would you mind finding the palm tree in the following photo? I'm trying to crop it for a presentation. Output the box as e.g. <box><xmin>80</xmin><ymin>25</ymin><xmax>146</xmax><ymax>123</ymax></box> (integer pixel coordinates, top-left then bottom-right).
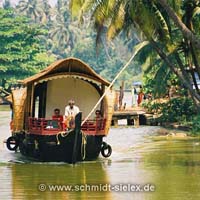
<box><xmin>39</xmin><ymin>0</ymin><xmax>52</xmax><ymax>24</ymax></box>
<box><xmin>49</xmin><ymin>0</ymin><xmax>81</xmax><ymax>57</ymax></box>
<box><xmin>17</xmin><ymin>0</ymin><xmax>43</xmax><ymax>22</ymax></box>
<box><xmin>70</xmin><ymin>0</ymin><xmax>200</xmax><ymax>110</ymax></box>
<box><xmin>158</xmin><ymin>0</ymin><xmax>200</xmax><ymax>49</ymax></box>
<box><xmin>181</xmin><ymin>0</ymin><xmax>200</xmax><ymax>89</ymax></box>
<box><xmin>3</xmin><ymin>0</ymin><xmax>12</xmax><ymax>9</ymax></box>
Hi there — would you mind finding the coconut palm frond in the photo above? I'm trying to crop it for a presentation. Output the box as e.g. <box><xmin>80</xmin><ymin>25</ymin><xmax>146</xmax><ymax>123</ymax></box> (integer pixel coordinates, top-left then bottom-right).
<box><xmin>134</xmin><ymin>41</ymin><xmax>158</xmax><ymax>73</ymax></box>
<box><xmin>167</xmin><ymin>0</ymin><xmax>182</xmax><ymax>16</ymax></box>
<box><xmin>153</xmin><ymin>62</ymin><xmax>171</xmax><ymax>97</ymax></box>
<box><xmin>91</xmin><ymin>0</ymin><xmax>112</xmax><ymax>50</ymax></box>
<box><xmin>192</xmin><ymin>6</ymin><xmax>200</xmax><ymax>34</ymax></box>
<box><xmin>70</xmin><ymin>0</ymin><xmax>86</xmax><ymax>19</ymax></box>
<box><xmin>193</xmin><ymin>6</ymin><xmax>200</xmax><ymax>18</ymax></box>
<box><xmin>143</xmin><ymin>55</ymin><xmax>162</xmax><ymax>74</ymax></box>
<box><xmin>152</xmin><ymin>3</ymin><xmax>170</xmax><ymax>41</ymax></box>
<box><xmin>81</xmin><ymin>0</ymin><xmax>97</xmax><ymax>12</ymax></box>
<box><xmin>107</xmin><ymin>2</ymin><xmax>125</xmax><ymax>40</ymax></box>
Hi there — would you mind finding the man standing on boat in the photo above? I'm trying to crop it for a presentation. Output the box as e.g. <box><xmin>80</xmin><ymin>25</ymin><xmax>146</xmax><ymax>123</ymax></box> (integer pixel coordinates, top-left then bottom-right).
<box><xmin>64</xmin><ymin>100</ymin><xmax>80</xmax><ymax>129</ymax></box>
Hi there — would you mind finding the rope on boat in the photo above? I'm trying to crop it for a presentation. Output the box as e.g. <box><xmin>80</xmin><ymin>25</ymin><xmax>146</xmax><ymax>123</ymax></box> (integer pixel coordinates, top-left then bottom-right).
<box><xmin>56</xmin><ymin>129</ymin><xmax>74</xmax><ymax>145</ymax></box>
<box><xmin>81</xmin><ymin>131</ymin><xmax>87</xmax><ymax>160</ymax></box>
<box><xmin>81</xmin><ymin>41</ymin><xmax>148</xmax><ymax>126</ymax></box>
<box><xmin>56</xmin><ymin>129</ymin><xmax>87</xmax><ymax>161</ymax></box>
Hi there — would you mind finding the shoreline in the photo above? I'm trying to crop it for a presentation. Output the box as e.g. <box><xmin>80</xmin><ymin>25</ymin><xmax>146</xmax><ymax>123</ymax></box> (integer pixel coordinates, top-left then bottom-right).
<box><xmin>152</xmin><ymin>127</ymin><xmax>200</xmax><ymax>140</ymax></box>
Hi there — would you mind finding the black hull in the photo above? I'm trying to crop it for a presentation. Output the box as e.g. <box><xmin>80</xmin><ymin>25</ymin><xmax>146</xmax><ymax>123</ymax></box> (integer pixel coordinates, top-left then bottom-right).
<box><xmin>7</xmin><ymin>113</ymin><xmax>112</xmax><ymax>163</ymax></box>
<box><xmin>19</xmin><ymin>132</ymin><xmax>103</xmax><ymax>163</ymax></box>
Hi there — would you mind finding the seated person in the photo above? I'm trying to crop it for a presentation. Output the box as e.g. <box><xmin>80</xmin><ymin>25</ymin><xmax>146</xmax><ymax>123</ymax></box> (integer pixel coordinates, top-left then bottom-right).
<box><xmin>49</xmin><ymin>108</ymin><xmax>64</xmax><ymax>129</ymax></box>
<box><xmin>64</xmin><ymin>100</ymin><xmax>80</xmax><ymax>129</ymax></box>
<box><xmin>95</xmin><ymin>110</ymin><xmax>103</xmax><ymax>130</ymax></box>
<box><xmin>52</xmin><ymin>108</ymin><xmax>63</xmax><ymax>121</ymax></box>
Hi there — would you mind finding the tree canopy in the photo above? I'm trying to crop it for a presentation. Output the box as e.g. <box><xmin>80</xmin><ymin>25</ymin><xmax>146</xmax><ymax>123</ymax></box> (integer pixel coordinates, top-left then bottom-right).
<box><xmin>70</xmin><ymin>0</ymin><xmax>200</xmax><ymax>110</ymax></box>
<box><xmin>0</xmin><ymin>8</ymin><xmax>55</xmax><ymax>88</ymax></box>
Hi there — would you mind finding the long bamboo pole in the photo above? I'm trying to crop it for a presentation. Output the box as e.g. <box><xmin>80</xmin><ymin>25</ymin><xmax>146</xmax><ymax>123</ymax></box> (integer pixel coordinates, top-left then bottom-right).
<box><xmin>81</xmin><ymin>41</ymin><xmax>148</xmax><ymax>126</ymax></box>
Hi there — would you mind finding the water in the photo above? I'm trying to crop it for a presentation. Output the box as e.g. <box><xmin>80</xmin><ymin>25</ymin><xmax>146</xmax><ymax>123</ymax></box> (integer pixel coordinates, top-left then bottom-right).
<box><xmin>1</xmin><ymin>105</ymin><xmax>200</xmax><ymax>200</ymax></box>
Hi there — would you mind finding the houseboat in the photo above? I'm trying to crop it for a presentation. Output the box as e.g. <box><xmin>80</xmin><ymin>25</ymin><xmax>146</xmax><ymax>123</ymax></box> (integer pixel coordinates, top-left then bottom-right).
<box><xmin>6</xmin><ymin>57</ymin><xmax>116</xmax><ymax>163</ymax></box>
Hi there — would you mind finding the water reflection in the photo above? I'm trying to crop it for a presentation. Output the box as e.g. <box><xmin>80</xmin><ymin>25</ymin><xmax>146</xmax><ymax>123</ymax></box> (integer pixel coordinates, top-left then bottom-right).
<box><xmin>139</xmin><ymin>140</ymin><xmax>200</xmax><ymax>200</ymax></box>
<box><xmin>7</xmin><ymin>162</ymin><xmax>112</xmax><ymax>200</ymax></box>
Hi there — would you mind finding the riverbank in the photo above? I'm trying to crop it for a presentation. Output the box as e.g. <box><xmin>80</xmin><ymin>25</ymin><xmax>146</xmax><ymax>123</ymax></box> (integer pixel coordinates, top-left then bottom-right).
<box><xmin>152</xmin><ymin>127</ymin><xmax>200</xmax><ymax>141</ymax></box>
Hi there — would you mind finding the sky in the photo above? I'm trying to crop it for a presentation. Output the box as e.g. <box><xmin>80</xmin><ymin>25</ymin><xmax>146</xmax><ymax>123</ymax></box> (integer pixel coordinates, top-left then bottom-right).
<box><xmin>0</xmin><ymin>0</ymin><xmax>57</xmax><ymax>7</ymax></box>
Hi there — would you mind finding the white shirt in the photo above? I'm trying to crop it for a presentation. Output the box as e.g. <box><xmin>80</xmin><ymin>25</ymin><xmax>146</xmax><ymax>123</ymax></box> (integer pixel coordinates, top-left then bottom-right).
<box><xmin>65</xmin><ymin>105</ymin><xmax>80</xmax><ymax>118</ymax></box>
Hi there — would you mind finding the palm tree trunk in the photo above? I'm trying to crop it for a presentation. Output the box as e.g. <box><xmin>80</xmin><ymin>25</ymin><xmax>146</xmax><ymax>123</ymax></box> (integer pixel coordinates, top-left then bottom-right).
<box><xmin>190</xmin><ymin>43</ymin><xmax>200</xmax><ymax>79</ymax></box>
<box><xmin>174</xmin><ymin>52</ymin><xmax>200</xmax><ymax>94</ymax></box>
<box><xmin>158</xmin><ymin>0</ymin><xmax>200</xmax><ymax>49</ymax></box>
<box><xmin>100</xmin><ymin>37</ymin><xmax>112</xmax><ymax>60</ymax></box>
<box><xmin>150</xmin><ymin>38</ymin><xmax>200</xmax><ymax>111</ymax></box>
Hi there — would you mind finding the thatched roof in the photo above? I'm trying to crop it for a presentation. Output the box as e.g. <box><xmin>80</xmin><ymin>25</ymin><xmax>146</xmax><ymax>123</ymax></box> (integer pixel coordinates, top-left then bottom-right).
<box><xmin>21</xmin><ymin>57</ymin><xmax>110</xmax><ymax>86</ymax></box>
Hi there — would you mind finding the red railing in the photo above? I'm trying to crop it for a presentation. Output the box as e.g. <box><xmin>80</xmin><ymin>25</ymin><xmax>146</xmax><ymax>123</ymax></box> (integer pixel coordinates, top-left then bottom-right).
<box><xmin>28</xmin><ymin>118</ymin><xmax>64</xmax><ymax>135</ymax></box>
<box><xmin>81</xmin><ymin>119</ymin><xmax>106</xmax><ymax>135</ymax></box>
<box><xmin>28</xmin><ymin>117</ymin><xmax>106</xmax><ymax>136</ymax></box>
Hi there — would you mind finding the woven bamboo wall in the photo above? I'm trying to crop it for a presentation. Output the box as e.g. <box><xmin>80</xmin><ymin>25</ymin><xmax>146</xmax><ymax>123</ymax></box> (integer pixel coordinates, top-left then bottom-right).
<box><xmin>104</xmin><ymin>89</ymin><xmax>116</xmax><ymax>135</ymax></box>
<box><xmin>12</xmin><ymin>88</ymin><xmax>27</xmax><ymax>133</ymax></box>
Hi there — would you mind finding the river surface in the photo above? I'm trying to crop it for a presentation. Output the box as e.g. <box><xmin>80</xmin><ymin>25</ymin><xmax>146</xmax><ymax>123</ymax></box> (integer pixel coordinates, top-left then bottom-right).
<box><xmin>1</xmin><ymin>105</ymin><xmax>200</xmax><ymax>200</ymax></box>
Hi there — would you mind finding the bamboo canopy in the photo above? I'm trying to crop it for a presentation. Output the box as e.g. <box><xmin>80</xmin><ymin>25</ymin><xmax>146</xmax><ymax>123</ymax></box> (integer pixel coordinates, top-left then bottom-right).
<box><xmin>21</xmin><ymin>57</ymin><xmax>110</xmax><ymax>86</ymax></box>
<box><xmin>11</xmin><ymin>57</ymin><xmax>115</xmax><ymax>135</ymax></box>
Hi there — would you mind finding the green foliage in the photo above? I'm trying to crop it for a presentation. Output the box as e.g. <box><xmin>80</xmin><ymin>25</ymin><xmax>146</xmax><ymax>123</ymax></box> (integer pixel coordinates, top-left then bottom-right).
<box><xmin>0</xmin><ymin>2</ymin><xmax>142</xmax><ymax>90</ymax></box>
<box><xmin>17</xmin><ymin>0</ymin><xmax>43</xmax><ymax>22</ymax></box>
<box><xmin>70</xmin><ymin>34</ymin><xmax>141</xmax><ymax>87</ymax></box>
<box><xmin>143</xmin><ymin>101</ymin><xmax>162</xmax><ymax>114</ymax></box>
<box><xmin>160</xmin><ymin>98</ymin><xmax>195</xmax><ymax>122</ymax></box>
<box><xmin>69</xmin><ymin>0</ymin><xmax>200</xmax><ymax>112</ymax></box>
<box><xmin>0</xmin><ymin>8</ymin><xmax>55</xmax><ymax>87</ymax></box>
<box><xmin>191</xmin><ymin>115</ymin><xmax>200</xmax><ymax>135</ymax></box>
<box><xmin>143</xmin><ymin>97</ymin><xmax>196</xmax><ymax>123</ymax></box>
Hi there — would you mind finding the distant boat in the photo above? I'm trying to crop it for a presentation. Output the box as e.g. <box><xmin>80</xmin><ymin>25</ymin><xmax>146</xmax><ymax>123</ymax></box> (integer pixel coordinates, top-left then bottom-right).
<box><xmin>6</xmin><ymin>57</ymin><xmax>115</xmax><ymax>163</ymax></box>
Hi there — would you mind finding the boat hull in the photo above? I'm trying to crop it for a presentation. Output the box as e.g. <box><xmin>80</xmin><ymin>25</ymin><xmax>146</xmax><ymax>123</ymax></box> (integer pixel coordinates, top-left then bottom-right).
<box><xmin>18</xmin><ymin>132</ymin><xmax>103</xmax><ymax>163</ymax></box>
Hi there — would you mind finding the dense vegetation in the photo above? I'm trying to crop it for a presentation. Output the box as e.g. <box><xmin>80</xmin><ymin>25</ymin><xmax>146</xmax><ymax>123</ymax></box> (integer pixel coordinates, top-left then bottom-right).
<box><xmin>0</xmin><ymin>0</ymin><xmax>141</xmax><ymax>90</ymax></box>
<box><xmin>70</xmin><ymin>0</ymin><xmax>200</xmax><ymax>112</ymax></box>
<box><xmin>143</xmin><ymin>97</ymin><xmax>196</xmax><ymax>122</ymax></box>
<box><xmin>0</xmin><ymin>8</ymin><xmax>55</xmax><ymax>88</ymax></box>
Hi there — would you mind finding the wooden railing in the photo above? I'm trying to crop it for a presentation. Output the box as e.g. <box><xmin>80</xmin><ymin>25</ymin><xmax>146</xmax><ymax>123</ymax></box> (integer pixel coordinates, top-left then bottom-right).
<box><xmin>28</xmin><ymin>117</ymin><xmax>106</xmax><ymax>136</ymax></box>
<box><xmin>28</xmin><ymin>118</ymin><xmax>63</xmax><ymax>135</ymax></box>
<box><xmin>81</xmin><ymin>119</ymin><xmax>106</xmax><ymax>135</ymax></box>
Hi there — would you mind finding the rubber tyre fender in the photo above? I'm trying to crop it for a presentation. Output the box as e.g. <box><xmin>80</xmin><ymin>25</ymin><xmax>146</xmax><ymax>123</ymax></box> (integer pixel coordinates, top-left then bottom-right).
<box><xmin>6</xmin><ymin>136</ymin><xmax>19</xmax><ymax>151</ymax></box>
<box><xmin>101</xmin><ymin>142</ymin><xmax>112</xmax><ymax>158</ymax></box>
